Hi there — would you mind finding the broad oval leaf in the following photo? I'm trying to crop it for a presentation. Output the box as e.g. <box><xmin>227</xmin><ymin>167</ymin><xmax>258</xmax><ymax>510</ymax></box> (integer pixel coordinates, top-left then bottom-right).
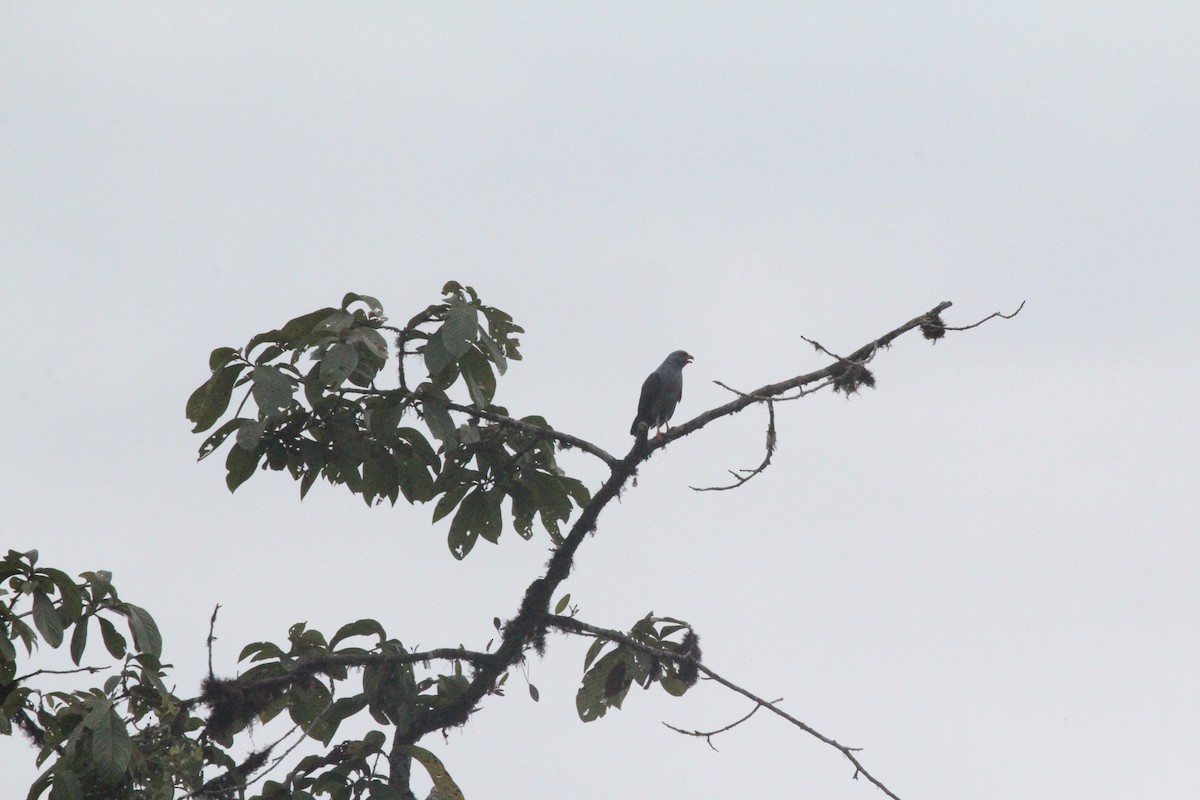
<box><xmin>554</xmin><ymin>593</ymin><xmax>571</xmax><ymax>615</ymax></box>
<box><xmin>330</xmin><ymin>619</ymin><xmax>387</xmax><ymax>650</ymax></box>
<box><xmin>421</xmin><ymin>395</ymin><xmax>457</xmax><ymax>445</ymax></box>
<box><xmin>347</xmin><ymin>326</ymin><xmax>389</xmax><ymax>359</ymax></box>
<box><xmin>197</xmin><ymin>417</ymin><xmax>251</xmax><ymax>461</ymax></box>
<box><xmin>440</xmin><ymin>300</ymin><xmax>479</xmax><ymax>359</ymax></box>
<box><xmin>69</xmin><ymin>617</ymin><xmax>88</xmax><ymax>665</ymax></box>
<box><xmin>187</xmin><ymin>364</ymin><xmax>247</xmax><ymax>433</ymax></box>
<box><xmin>225</xmin><ymin>441</ymin><xmax>260</xmax><ymax>492</ymax></box>
<box><xmin>251</xmin><ymin>365</ymin><xmax>296</xmax><ymax>419</ymax></box>
<box><xmin>89</xmin><ymin>702</ymin><xmax>132</xmax><ymax>783</ymax></box>
<box><xmin>341</xmin><ymin>292</ymin><xmax>383</xmax><ymax>313</ymax></box>
<box><xmin>121</xmin><ymin>603</ymin><xmax>162</xmax><ymax>658</ymax></box>
<box><xmin>398</xmin><ymin>744</ymin><xmax>465</xmax><ymax>800</ymax></box>
<box><xmin>314</xmin><ymin>310</ymin><xmax>354</xmax><ymax>335</ymax></box>
<box><xmin>423</xmin><ymin>334</ymin><xmax>452</xmax><ymax>378</ymax></box>
<box><xmin>319</xmin><ymin>342</ymin><xmax>359</xmax><ymax>389</ymax></box>
<box><xmin>31</xmin><ymin>591</ymin><xmax>63</xmax><ymax>648</ymax></box>
<box><xmin>97</xmin><ymin>617</ymin><xmax>127</xmax><ymax>659</ymax></box>
<box><xmin>235</xmin><ymin>420</ymin><xmax>266</xmax><ymax>451</ymax></box>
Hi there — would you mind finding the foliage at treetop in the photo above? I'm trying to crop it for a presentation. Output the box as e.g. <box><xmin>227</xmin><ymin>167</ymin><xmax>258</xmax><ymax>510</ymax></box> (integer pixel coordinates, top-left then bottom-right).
<box><xmin>186</xmin><ymin>281</ymin><xmax>589</xmax><ymax>559</ymax></box>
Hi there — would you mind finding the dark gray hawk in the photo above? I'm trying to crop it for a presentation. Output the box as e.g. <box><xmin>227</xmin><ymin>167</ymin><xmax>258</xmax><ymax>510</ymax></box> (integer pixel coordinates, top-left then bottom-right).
<box><xmin>630</xmin><ymin>350</ymin><xmax>693</xmax><ymax>438</ymax></box>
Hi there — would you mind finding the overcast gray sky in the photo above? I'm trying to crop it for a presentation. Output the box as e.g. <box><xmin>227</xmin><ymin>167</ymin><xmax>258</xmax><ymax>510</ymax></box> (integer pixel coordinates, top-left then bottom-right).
<box><xmin>3</xmin><ymin>4</ymin><xmax>1198</xmax><ymax>799</ymax></box>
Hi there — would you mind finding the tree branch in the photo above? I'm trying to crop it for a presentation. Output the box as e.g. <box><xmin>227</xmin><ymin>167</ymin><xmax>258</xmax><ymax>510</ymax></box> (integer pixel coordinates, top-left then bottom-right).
<box><xmin>14</xmin><ymin>666</ymin><xmax>106</xmax><ymax>681</ymax></box>
<box><xmin>343</xmin><ymin>387</ymin><xmax>620</xmax><ymax>468</ymax></box>
<box><xmin>648</xmin><ymin>301</ymin><xmax>954</xmax><ymax>450</ymax></box>
<box><xmin>690</xmin><ymin>399</ymin><xmax>776</xmax><ymax>492</ymax></box>
<box><xmin>434</xmin><ymin>395</ymin><xmax>620</xmax><ymax>467</ymax></box>
<box><xmin>662</xmin><ymin>698</ymin><xmax>779</xmax><ymax>752</ymax></box>
<box><xmin>384</xmin><ymin>300</ymin><xmax>1010</xmax><ymax>796</ymax></box>
<box><xmin>542</xmin><ymin>614</ymin><xmax>902</xmax><ymax>800</ymax></box>
<box><xmin>945</xmin><ymin>299</ymin><xmax>1025</xmax><ymax>331</ymax></box>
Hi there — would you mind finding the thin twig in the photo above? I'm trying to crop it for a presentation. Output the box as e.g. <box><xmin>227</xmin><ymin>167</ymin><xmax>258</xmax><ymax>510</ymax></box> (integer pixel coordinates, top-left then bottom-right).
<box><xmin>800</xmin><ymin>337</ymin><xmax>879</xmax><ymax>367</ymax></box>
<box><xmin>14</xmin><ymin>666</ymin><xmax>106</xmax><ymax>681</ymax></box>
<box><xmin>691</xmin><ymin>400</ymin><xmax>776</xmax><ymax>492</ymax></box>
<box><xmin>207</xmin><ymin>604</ymin><xmax>221</xmax><ymax>678</ymax></box>
<box><xmin>662</xmin><ymin>698</ymin><xmax>779</xmax><ymax>752</ymax></box>
<box><xmin>945</xmin><ymin>300</ymin><xmax>1026</xmax><ymax>331</ymax></box>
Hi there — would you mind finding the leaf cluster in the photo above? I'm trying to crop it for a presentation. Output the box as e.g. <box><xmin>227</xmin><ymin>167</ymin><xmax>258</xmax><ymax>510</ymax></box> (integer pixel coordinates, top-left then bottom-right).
<box><xmin>185</xmin><ymin>283</ymin><xmax>590</xmax><ymax>559</ymax></box>
<box><xmin>206</xmin><ymin>619</ymin><xmax>469</xmax><ymax>799</ymax></box>
<box><xmin>0</xmin><ymin>550</ymin><xmax>210</xmax><ymax>800</ymax></box>
<box><xmin>575</xmin><ymin>615</ymin><xmax>701</xmax><ymax>723</ymax></box>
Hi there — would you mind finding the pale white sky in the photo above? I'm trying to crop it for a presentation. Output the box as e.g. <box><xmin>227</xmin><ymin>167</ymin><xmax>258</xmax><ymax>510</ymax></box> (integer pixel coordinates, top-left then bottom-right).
<box><xmin>3</xmin><ymin>5</ymin><xmax>1198</xmax><ymax>799</ymax></box>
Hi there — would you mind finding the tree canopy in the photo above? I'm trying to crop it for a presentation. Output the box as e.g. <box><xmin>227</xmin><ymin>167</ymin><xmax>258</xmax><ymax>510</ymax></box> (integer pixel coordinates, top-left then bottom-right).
<box><xmin>1</xmin><ymin>282</ymin><xmax>1018</xmax><ymax>799</ymax></box>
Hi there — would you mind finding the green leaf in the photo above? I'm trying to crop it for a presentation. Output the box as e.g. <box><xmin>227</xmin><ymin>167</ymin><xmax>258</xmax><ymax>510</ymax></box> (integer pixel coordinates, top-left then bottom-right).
<box><xmin>288</xmin><ymin>678</ymin><xmax>332</xmax><ymax>729</ymax></box>
<box><xmin>460</xmin><ymin>361</ymin><xmax>488</xmax><ymax>409</ymax></box>
<box><xmin>299</xmin><ymin>470</ymin><xmax>318</xmax><ymax>500</ymax></box>
<box><xmin>121</xmin><ymin>603</ymin><xmax>162</xmax><ymax>658</ymax></box>
<box><xmin>395</xmin><ymin>452</ymin><xmax>435</xmax><ymax>504</ymax></box>
<box><xmin>82</xmin><ymin>569</ymin><xmax>112</xmax><ymax>599</ymax></box>
<box><xmin>421</xmin><ymin>395</ymin><xmax>457</xmax><ymax>445</ymax></box>
<box><xmin>32</xmin><ymin>592</ymin><xmax>63</xmax><ymax>648</ymax></box>
<box><xmin>397</xmin><ymin>427</ymin><xmax>438</xmax><ymax>465</ymax></box>
<box><xmin>341</xmin><ymin>292</ymin><xmax>383</xmax><ymax>313</ymax></box>
<box><xmin>69</xmin><ymin>617</ymin><xmax>87</xmax><ymax>665</ymax></box>
<box><xmin>447</xmin><ymin>495</ymin><xmax>481</xmax><ymax>560</ymax></box>
<box><xmin>362</xmin><ymin>450</ymin><xmax>400</xmax><ymax>506</ymax></box>
<box><xmin>315</xmin><ymin>693</ymin><xmax>369</xmax><ymax>745</ymax></box>
<box><xmin>47</xmin><ymin>766</ymin><xmax>81</xmax><ymax>800</ymax></box>
<box><xmin>238</xmin><ymin>641</ymin><xmax>286</xmax><ymax>662</ymax></box>
<box><xmin>577</xmin><ymin>650</ymin><xmax>633</xmax><ymax>722</ymax></box>
<box><xmin>423</xmin><ymin>334</ymin><xmax>452</xmax><ymax>378</ymax></box>
<box><xmin>187</xmin><ymin>364</ymin><xmax>247</xmax><ymax>433</ymax></box>
<box><xmin>348</xmin><ymin>326</ymin><xmax>389</xmax><ymax>360</ymax></box>
<box><xmin>97</xmin><ymin>617</ymin><xmax>126</xmax><ymax>659</ymax></box>
<box><xmin>398</xmin><ymin>745</ymin><xmax>465</xmax><ymax>800</ymax></box>
<box><xmin>209</xmin><ymin>346</ymin><xmax>238</xmax><ymax>371</ymax></box>
<box><xmin>477</xmin><ymin>328</ymin><xmax>508</xmax><ymax>375</ymax></box>
<box><xmin>88</xmin><ymin>702</ymin><xmax>132</xmax><ymax>783</ymax></box>
<box><xmin>583</xmin><ymin>637</ymin><xmax>606</xmax><ymax>671</ymax></box>
<box><xmin>562</xmin><ymin>476</ymin><xmax>592</xmax><ymax>508</ymax></box>
<box><xmin>508</xmin><ymin>483</ymin><xmax>536</xmax><ymax>540</ymax></box>
<box><xmin>197</xmin><ymin>417</ymin><xmax>250</xmax><ymax>461</ymax></box>
<box><xmin>319</xmin><ymin>342</ymin><xmax>359</xmax><ymax>389</ymax></box>
<box><xmin>9</xmin><ymin>617</ymin><xmax>35</xmax><ymax>655</ymax></box>
<box><xmin>330</xmin><ymin>619</ymin><xmax>387</xmax><ymax>650</ymax></box>
<box><xmin>253</xmin><ymin>344</ymin><xmax>286</xmax><ymax>364</ymax></box>
<box><xmin>251</xmin><ymin>365</ymin><xmax>296</xmax><ymax>419</ymax></box>
<box><xmin>225</xmin><ymin>441</ymin><xmax>260</xmax><ymax>492</ymax></box>
<box><xmin>554</xmin><ymin>594</ymin><xmax>571</xmax><ymax>615</ymax></box>
<box><xmin>314</xmin><ymin>310</ymin><xmax>354</xmax><ymax>336</ymax></box>
<box><xmin>264</xmin><ymin>306</ymin><xmax>340</xmax><ymax>349</ymax></box>
<box><xmin>660</xmin><ymin>675</ymin><xmax>690</xmax><ymax>697</ymax></box>
<box><xmin>528</xmin><ymin>684</ymin><xmax>540</xmax><ymax>702</ymax></box>
<box><xmin>440</xmin><ymin>299</ymin><xmax>478</xmax><ymax>359</ymax></box>
<box><xmin>235</xmin><ymin>419</ymin><xmax>266</xmax><ymax>451</ymax></box>
<box><xmin>479</xmin><ymin>488</ymin><xmax>503</xmax><ymax>544</ymax></box>
<box><xmin>363</xmin><ymin>729</ymin><xmax>387</xmax><ymax>752</ymax></box>
<box><xmin>526</xmin><ymin>471</ymin><xmax>573</xmax><ymax>537</ymax></box>
<box><xmin>41</xmin><ymin>568</ymin><xmax>82</xmax><ymax>622</ymax></box>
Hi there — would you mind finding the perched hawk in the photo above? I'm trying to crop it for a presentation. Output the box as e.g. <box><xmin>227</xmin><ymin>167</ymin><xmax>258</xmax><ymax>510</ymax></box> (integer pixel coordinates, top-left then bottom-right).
<box><xmin>630</xmin><ymin>350</ymin><xmax>693</xmax><ymax>438</ymax></box>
